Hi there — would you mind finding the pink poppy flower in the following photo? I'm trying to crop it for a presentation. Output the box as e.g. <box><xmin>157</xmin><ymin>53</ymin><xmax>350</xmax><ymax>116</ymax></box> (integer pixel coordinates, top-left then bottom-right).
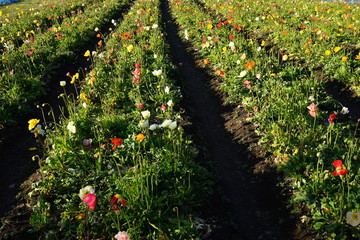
<box><xmin>307</xmin><ymin>103</ymin><xmax>317</xmax><ymax>118</ymax></box>
<box><xmin>115</xmin><ymin>231</ymin><xmax>130</xmax><ymax>240</ymax></box>
<box><xmin>82</xmin><ymin>193</ymin><xmax>97</xmax><ymax>210</ymax></box>
<box><xmin>331</xmin><ymin>160</ymin><xmax>348</xmax><ymax>176</ymax></box>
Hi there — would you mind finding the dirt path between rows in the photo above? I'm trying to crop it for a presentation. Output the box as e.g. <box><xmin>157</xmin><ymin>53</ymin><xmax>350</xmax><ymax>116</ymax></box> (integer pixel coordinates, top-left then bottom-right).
<box><xmin>161</xmin><ymin>1</ymin><xmax>308</xmax><ymax>239</ymax></box>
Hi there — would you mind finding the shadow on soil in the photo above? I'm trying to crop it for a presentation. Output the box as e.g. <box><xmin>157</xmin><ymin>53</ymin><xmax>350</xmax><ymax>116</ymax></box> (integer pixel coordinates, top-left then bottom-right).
<box><xmin>161</xmin><ymin>0</ymin><xmax>310</xmax><ymax>239</ymax></box>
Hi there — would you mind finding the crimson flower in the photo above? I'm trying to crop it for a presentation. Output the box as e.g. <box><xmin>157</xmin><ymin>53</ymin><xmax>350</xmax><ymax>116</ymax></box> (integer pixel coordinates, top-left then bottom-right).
<box><xmin>111</xmin><ymin>194</ymin><xmax>128</xmax><ymax>213</ymax></box>
<box><xmin>307</xmin><ymin>103</ymin><xmax>317</xmax><ymax>118</ymax></box>
<box><xmin>229</xmin><ymin>35</ymin><xmax>235</xmax><ymax>40</ymax></box>
<box><xmin>331</xmin><ymin>160</ymin><xmax>348</xmax><ymax>176</ymax></box>
<box><xmin>111</xmin><ymin>138</ymin><xmax>123</xmax><ymax>150</ymax></box>
<box><xmin>82</xmin><ymin>193</ymin><xmax>97</xmax><ymax>210</ymax></box>
<box><xmin>328</xmin><ymin>113</ymin><xmax>337</xmax><ymax>123</ymax></box>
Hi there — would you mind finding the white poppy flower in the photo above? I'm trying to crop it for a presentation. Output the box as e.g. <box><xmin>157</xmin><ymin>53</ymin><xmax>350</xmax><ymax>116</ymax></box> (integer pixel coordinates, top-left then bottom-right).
<box><xmin>79</xmin><ymin>186</ymin><xmax>95</xmax><ymax>199</ymax></box>
<box><xmin>141</xmin><ymin>110</ymin><xmax>151</xmax><ymax>119</ymax></box>
<box><xmin>340</xmin><ymin>107</ymin><xmax>349</xmax><ymax>114</ymax></box>
<box><xmin>169</xmin><ymin>121</ymin><xmax>177</xmax><ymax>130</ymax></box>
<box><xmin>238</xmin><ymin>70</ymin><xmax>247</xmax><ymax>78</ymax></box>
<box><xmin>152</xmin><ymin>69</ymin><xmax>162</xmax><ymax>77</ymax></box>
<box><xmin>67</xmin><ymin>121</ymin><xmax>76</xmax><ymax>134</ymax></box>
<box><xmin>346</xmin><ymin>211</ymin><xmax>360</xmax><ymax>226</ymax></box>
<box><xmin>149</xmin><ymin>124</ymin><xmax>159</xmax><ymax>131</ymax></box>
<box><xmin>161</xmin><ymin>120</ymin><xmax>172</xmax><ymax>128</ymax></box>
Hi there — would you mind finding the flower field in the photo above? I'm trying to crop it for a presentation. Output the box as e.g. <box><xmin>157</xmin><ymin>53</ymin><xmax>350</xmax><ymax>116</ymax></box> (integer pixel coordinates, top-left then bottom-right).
<box><xmin>0</xmin><ymin>0</ymin><xmax>359</xmax><ymax>239</ymax></box>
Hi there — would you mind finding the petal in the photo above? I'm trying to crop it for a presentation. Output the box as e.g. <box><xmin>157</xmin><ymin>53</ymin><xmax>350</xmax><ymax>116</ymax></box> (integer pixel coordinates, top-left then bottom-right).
<box><xmin>332</xmin><ymin>160</ymin><xmax>343</xmax><ymax>168</ymax></box>
<box><xmin>82</xmin><ymin>193</ymin><xmax>97</xmax><ymax>210</ymax></box>
<box><xmin>339</xmin><ymin>169</ymin><xmax>348</xmax><ymax>175</ymax></box>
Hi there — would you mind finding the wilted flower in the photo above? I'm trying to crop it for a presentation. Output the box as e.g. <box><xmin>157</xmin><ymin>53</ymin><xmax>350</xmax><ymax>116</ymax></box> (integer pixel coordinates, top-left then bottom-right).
<box><xmin>110</xmin><ymin>194</ymin><xmax>127</xmax><ymax>213</ymax></box>
<box><xmin>28</xmin><ymin>119</ymin><xmax>40</xmax><ymax>130</ymax></box>
<box><xmin>83</xmin><ymin>139</ymin><xmax>92</xmax><ymax>149</ymax></box>
<box><xmin>115</xmin><ymin>231</ymin><xmax>130</xmax><ymax>240</ymax></box>
<box><xmin>67</xmin><ymin>121</ymin><xmax>76</xmax><ymax>134</ymax></box>
<box><xmin>331</xmin><ymin>160</ymin><xmax>348</xmax><ymax>176</ymax></box>
<box><xmin>346</xmin><ymin>211</ymin><xmax>360</xmax><ymax>226</ymax></box>
<box><xmin>79</xmin><ymin>186</ymin><xmax>95</xmax><ymax>199</ymax></box>
<box><xmin>31</xmin><ymin>124</ymin><xmax>45</xmax><ymax>137</ymax></box>
<box><xmin>307</xmin><ymin>103</ymin><xmax>317</xmax><ymax>118</ymax></box>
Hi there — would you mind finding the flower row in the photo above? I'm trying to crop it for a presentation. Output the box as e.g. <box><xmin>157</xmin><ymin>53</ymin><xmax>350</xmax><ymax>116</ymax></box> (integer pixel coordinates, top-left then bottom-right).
<box><xmin>28</xmin><ymin>0</ymin><xmax>209</xmax><ymax>239</ymax></box>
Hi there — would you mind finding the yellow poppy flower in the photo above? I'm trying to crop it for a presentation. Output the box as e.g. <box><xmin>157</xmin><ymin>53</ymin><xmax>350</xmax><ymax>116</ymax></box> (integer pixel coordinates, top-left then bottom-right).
<box><xmin>127</xmin><ymin>44</ymin><xmax>134</xmax><ymax>52</ymax></box>
<box><xmin>324</xmin><ymin>50</ymin><xmax>331</xmax><ymax>56</ymax></box>
<box><xmin>334</xmin><ymin>47</ymin><xmax>341</xmax><ymax>53</ymax></box>
<box><xmin>28</xmin><ymin>119</ymin><xmax>40</xmax><ymax>130</ymax></box>
<box><xmin>84</xmin><ymin>50</ymin><xmax>91</xmax><ymax>57</ymax></box>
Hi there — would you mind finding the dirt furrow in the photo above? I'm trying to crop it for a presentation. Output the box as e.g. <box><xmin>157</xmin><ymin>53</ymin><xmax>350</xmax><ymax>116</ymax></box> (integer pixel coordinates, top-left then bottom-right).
<box><xmin>160</xmin><ymin>0</ymin><xmax>303</xmax><ymax>239</ymax></box>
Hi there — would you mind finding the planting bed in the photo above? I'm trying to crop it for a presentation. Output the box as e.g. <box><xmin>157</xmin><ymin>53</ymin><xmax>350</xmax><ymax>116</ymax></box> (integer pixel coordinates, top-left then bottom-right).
<box><xmin>0</xmin><ymin>0</ymin><xmax>359</xmax><ymax>239</ymax></box>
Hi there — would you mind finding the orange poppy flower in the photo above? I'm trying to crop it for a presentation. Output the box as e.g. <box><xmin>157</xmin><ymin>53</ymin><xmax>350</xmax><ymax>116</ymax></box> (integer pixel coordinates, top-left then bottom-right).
<box><xmin>136</xmin><ymin>133</ymin><xmax>145</xmax><ymax>141</ymax></box>
<box><xmin>245</xmin><ymin>61</ymin><xmax>255</xmax><ymax>70</ymax></box>
<box><xmin>216</xmin><ymin>70</ymin><xmax>225</xmax><ymax>76</ymax></box>
<box><xmin>111</xmin><ymin>138</ymin><xmax>123</xmax><ymax>150</ymax></box>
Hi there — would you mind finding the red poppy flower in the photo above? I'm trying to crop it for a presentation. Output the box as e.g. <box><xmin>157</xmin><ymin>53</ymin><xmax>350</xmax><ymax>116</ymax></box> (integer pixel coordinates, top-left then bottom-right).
<box><xmin>111</xmin><ymin>138</ymin><xmax>123</xmax><ymax>150</ymax></box>
<box><xmin>328</xmin><ymin>113</ymin><xmax>337</xmax><ymax>123</ymax></box>
<box><xmin>82</xmin><ymin>193</ymin><xmax>97</xmax><ymax>210</ymax></box>
<box><xmin>229</xmin><ymin>35</ymin><xmax>235</xmax><ymax>40</ymax></box>
<box><xmin>331</xmin><ymin>160</ymin><xmax>348</xmax><ymax>176</ymax></box>
<box><xmin>111</xmin><ymin>194</ymin><xmax>127</xmax><ymax>213</ymax></box>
